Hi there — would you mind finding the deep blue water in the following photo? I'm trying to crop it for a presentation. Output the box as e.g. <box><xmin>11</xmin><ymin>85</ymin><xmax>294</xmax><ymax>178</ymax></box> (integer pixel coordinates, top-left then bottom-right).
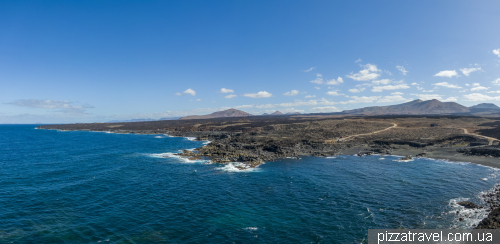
<box><xmin>1</xmin><ymin>125</ymin><xmax>499</xmax><ymax>243</ymax></box>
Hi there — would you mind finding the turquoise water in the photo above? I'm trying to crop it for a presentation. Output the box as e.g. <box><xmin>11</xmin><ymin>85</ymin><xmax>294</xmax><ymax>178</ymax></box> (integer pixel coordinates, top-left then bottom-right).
<box><xmin>1</xmin><ymin>125</ymin><xmax>499</xmax><ymax>243</ymax></box>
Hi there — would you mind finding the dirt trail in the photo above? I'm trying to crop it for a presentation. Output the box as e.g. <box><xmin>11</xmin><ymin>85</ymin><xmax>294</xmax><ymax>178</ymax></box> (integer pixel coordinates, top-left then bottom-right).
<box><xmin>341</xmin><ymin>122</ymin><xmax>397</xmax><ymax>141</ymax></box>
<box><xmin>462</xmin><ymin>128</ymin><xmax>498</xmax><ymax>145</ymax></box>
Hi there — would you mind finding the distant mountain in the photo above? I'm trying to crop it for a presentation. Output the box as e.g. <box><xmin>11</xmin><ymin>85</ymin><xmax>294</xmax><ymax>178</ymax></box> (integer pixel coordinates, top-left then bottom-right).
<box><xmin>470</xmin><ymin>103</ymin><xmax>500</xmax><ymax>110</ymax></box>
<box><xmin>271</xmin><ymin>111</ymin><xmax>283</xmax><ymax>115</ymax></box>
<box><xmin>179</xmin><ymin>108</ymin><xmax>252</xmax><ymax>120</ymax></box>
<box><xmin>106</xmin><ymin>117</ymin><xmax>180</xmax><ymax>123</ymax></box>
<box><xmin>343</xmin><ymin>99</ymin><xmax>470</xmax><ymax>115</ymax></box>
<box><xmin>286</xmin><ymin>112</ymin><xmax>301</xmax><ymax>115</ymax></box>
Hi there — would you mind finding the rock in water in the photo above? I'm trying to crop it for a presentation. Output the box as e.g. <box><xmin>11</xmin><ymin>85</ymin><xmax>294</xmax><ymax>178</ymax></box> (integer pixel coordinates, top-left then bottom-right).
<box><xmin>399</xmin><ymin>155</ymin><xmax>412</xmax><ymax>161</ymax></box>
<box><xmin>457</xmin><ymin>201</ymin><xmax>479</xmax><ymax>209</ymax></box>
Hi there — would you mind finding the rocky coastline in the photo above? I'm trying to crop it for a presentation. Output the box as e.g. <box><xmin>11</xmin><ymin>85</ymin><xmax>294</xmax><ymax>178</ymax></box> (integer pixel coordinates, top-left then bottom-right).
<box><xmin>36</xmin><ymin>115</ymin><xmax>500</xmax><ymax>228</ymax></box>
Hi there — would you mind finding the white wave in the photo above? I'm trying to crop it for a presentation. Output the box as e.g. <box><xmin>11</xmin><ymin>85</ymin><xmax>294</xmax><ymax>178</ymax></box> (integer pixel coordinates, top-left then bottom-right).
<box><xmin>482</xmin><ymin>178</ymin><xmax>488</xmax><ymax>181</ymax></box>
<box><xmin>326</xmin><ymin>156</ymin><xmax>336</xmax><ymax>159</ymax></box>
<box><xmin>202</xmin><ymin>140</ymin><xmax>212</xmax><ymax>145</ymax></box>
<box><xmin>447</xmin><ymin>197</ymin><xmax>489</xmax><ymax>229</ymax></box>
<box><xmin>147</xmin><ymin>152</ymin><xmax>209</xmax><ymax>163</ymax></box>
<box><xmin>216</xmin><ymin>162</ymin><xmax>260</xmax><ymax>172</ymax></box>
<box><xmin>243</xmin><ymin>227</ymin><xmax>258</xmax><ymax>231</ymax></box>
<box><xmin>155</xmin><ymin>136</ymin><xmax>163</xmax><ymax>138</ymax></box>
<box><xmin>379</xmin><ymin>158</ymin><xmax>385</xmax><ymax>160</ymax></box>
<box><xmin>186</xmin><ymin>137</ymin><xmax>197</xmax><ymax>141</ymax></box>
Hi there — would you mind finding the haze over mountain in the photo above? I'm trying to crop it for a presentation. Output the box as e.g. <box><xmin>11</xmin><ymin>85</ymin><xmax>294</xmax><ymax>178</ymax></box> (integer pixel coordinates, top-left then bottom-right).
<box><xmin>180</xmin><ymin>109</ymin><xmax>252</xmax><ymax>120</ymax></box>
<box><xmin>343</xmin><ymin>99</ymin><xmax>470</xmax><ymax>115</ymax></box>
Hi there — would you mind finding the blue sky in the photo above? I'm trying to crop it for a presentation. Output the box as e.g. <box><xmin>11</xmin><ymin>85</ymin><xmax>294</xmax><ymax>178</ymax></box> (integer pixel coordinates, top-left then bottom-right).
<box><xmin>1</xmin><ymin>0</ymin><xmax>500</xmax><ymax>123</ymax></box>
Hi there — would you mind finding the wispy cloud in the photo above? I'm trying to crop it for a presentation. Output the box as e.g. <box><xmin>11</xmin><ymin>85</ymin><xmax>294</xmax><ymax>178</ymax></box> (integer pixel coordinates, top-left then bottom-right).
<box><xmin>460</xmin><ymin>66</ymin><xmax>482</xmax><ymax>76</ymax></box>
<box><xmin>220</xmin><ymin>88</ymin><xmax>234</xmax><ymax>93</ymax></box>
<box><xmin>371</xmin><ymin>84</ymin><xmax>410</xmax><ymax>92</ymax></box>
<box><xmin>396</xmin><ymin>66</ymin><xmax>408</xmax><ymax>75</ymax></box>
<box><xmin>434</xmin><ymin>70</ymin><xmax>458</xmax><ymax>78</ymax></box>
<box><xmin>6</xmin><ymin>99</ymin><xmax>94</xmax><ymax>114</ymax></box>
<box><xmin>284</xmin><ymin>90</ymin><xmax>299</xmax><ymax>96</ymax></box>
<box><xmin>326</xmin><ymin>90</ymin><xmax>344</xmax><ymax>96</ymax></box>
<box><xmin>326</xmin><ymin>77</ymin><xmax>344</xmax><ymax>85</ymax></box>
<box><xmin>377</xmin><ymin>95</ymin><xmax>409</xmax><ymax>103</ymax></box>
<box><xmin>463</xmin><ymin>93</ymin><xmax>500</xmax><ymax>101</ymax></box>
<box><xmin>225</xmin><ymin>94</ymin><xmax>237</xmax><ymax>99</ymax></box>
<box><xmin>493</xmin><ymin>78</ymin><xmax>500</xmax><ymax>85</ymax></box>
<box><xmin>348</xmin><ymin>88</ymin><xmax>365</xmax><ymax>93</ymax></box>
<box><xmin>302</xmin><ymin>67</ymin><xmax>315</xmax><ymax>72</ymax></box>
<box><xmin>244</xmin><ymin>91</ymin><xmax>273</xmax><ymax>98</ymax></box>
<box><xmin>432</xmin><ymin>82</ymin><xmax>462</xmax><ymax>88</ymax></box>
<box><xmin>347</xmin><ymin>64</ymin><xmax>381</xmax><ymax>81</ymax></box>
<box><xmin>310</xmin><ymin>106</ymin><xmax>341</xmax><ymax>113</ymax></box>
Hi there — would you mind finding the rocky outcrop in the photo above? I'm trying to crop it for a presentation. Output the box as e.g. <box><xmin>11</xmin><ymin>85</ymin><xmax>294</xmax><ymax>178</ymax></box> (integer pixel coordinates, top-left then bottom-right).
<box><xmin>457</xmin><ymin>201</ymin><xmax>480</xmax><ymax>209</ymax></box>
<box><xmin>398</xmin><ymin>155</ymin><xmax>412</xmax><ymax>161</ymax></box>
<box><xmin>457</xmin><ymin>146</ymin><xmax>500</xmax><ymax>158</ymax></box>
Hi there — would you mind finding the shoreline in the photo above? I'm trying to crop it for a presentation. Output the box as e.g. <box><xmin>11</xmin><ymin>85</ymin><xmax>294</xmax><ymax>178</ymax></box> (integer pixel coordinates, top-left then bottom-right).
<box><xmin>41</xmin><ymin>127</ymin><xmax>500</xmax><ymax>169</ymax></box>
<box><xmin>37</xmin><ymin>127</ymin><xmax>500</xmax><ymax>229</ymax></box>
<box><xmin>339</xmin><ymin>146</ymin><xmax>500</xmax><ymax>169</ymax></box>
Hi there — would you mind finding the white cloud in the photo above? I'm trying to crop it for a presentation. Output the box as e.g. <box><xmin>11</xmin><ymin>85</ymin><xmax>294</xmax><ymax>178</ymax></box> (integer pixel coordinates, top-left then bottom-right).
<box><xmin>411</xmin><ymin>94</ymin><xmax>458</xmax><ymax>101</ymax></box>
<box><xmin>463</xmin><ymin>93</ymin><xmax>500</xmax><ymax>101</ymax></box>
<box><xmin>326</xmin><ymin>77</ymin><xmax>344</xmax><ymax>85</ymax></box>
<box><xmin>225</xmin><ymin>94</ymin><xmax>237</xmax><ymax>99</ymax></box>
<box><xmin>255</xmin><ymin>104</ymin><xmax>275</xmax><ymax>108</ymax></box>
<box><xmin>372</xmin><ymin>84</ymin><xmax>410</xmax><ymax>92</ymax></box>
<box><xmin>396</xmin><ymin>66</ymin><xmax>408</xmax><ymax>75</ymax></box>
<box><xmin>326</xmin><ymin>91</ymin><xmax>344</xmax><ymax>96</ymax></box>
<box><xmin>319</xmin><ymin>98</ymin><xmax>337</xmax><ymax>105</ymax></box>
<box><xmin>391</xmin><ymin>92</ymin><xmax>404</xmax><ymax>95</ymax></box>
<box><xmin>244</xmin><ymin>91</ymin><xmax>273</xmax><ymax>98</ymax></box>
<box><xmin>310</xmin><ymin>106</ymin><xmax>341</xmax><ymax>113</ymax></box>
<box><xmin>278</xmin><ymin>100</ymin><xmax>318</xmax><ymax>107</ymax></box>
<box><xmin>371</xmin><ymin>79</ymin><xmax>392</xmax><ymax>85</ymax></box>
<box><xmin>339</xmin><ymin>96</ymin><xmax>381</xmax><ymax>104</ymax></box>
<box><xmin>284</xmin><ymin>90</ymin><xmax>299</xmax><ymax>96</ymax></box>
<box><xmin>493</xmin><ymin>78</ymin><xmax>500</xmax><ymax>85</ymax></box>
<box><xmin>349</xmin><ymin>88</ymin><xmax>365</xmax><ymax>93</ymax></box>
<box><xmin>434</xmin><ymin>70</ymin><xmax>458</xmax><ymax>78</ymax></box>
<box><xmin>493</xmin><ymin>49</ymin><xmax>500</xmax><ymax>58</ymax></box>
<box><xmin>423</xmin><ymin>90</ymin><xmax>435</xmax><ymax>93</ymax></box>
<box><xmin>220</xmin><ymin>88</ymin><xmax>234</xmax><ymax>93</ymax></box>
<box><xmin>310</xmin><ymin>77</ymin><xmax>324</xmax><ymax>84</ymax></box>
<box><xmin>377</xmin><ymin>95</ymin><xmax>408</xmax><ymax>103</ymax></box>
<box><xmin>305</xmin><ymin>95</ymin><xmax>316</xmax><ymax>98</ymax></box>
<box><xmin>195</xmin><ymin>99</ymin><xmax>201</xmax><ymax>101</ymax></box>
<box><xmin>442</xmin><ymin>97</ymin><xmax>457</xmax><ymax>102</ymax></box>
<box><xmin>432</xmin><ymin>82</ymin><xmax>462</xmax><ymax>89</ymax></box>
<box><xmin>355</xmin><ymin>58</ymin><xmax>362</xmax><ymax>63</ymax></box>
<box><xmin>487</xmin><ymin>91</ymin><xmax>500</xmax><ymax>94</ymax></box>
<box><xmin>460</xmin><ymin>67</ymin><xmax>482</xmax><ymax>76</ymax></box>
<box><xmin>411</xmin><ymin>82</ymin><xmax>418</xmax><ymax>85</ymax></box>
<box><xmin>302</xmin><ymin>67</ymin><xmax>315</xmax><ymax>72</ymax></box>
<box><xmin>346</xmin><ymin>64</ymin><xmax>381</xmax><ymax>81</ymax></box>
<box><xmin>6</xmin><ymin>99</ymin><xmax>94</xmax><ymax>114</ymax></box>
<box><xmin>184</xmin><ymin>88</ymin><xmax>196</xmax><ymax>96</ymax></box>
<box><xmin>470</xmin><ymin>86</ymin><xmax>489</xmax><ymax>91</ymax></box>
<box><xmin>175</xmin><ymin>92</ymin><xmax>182</xmax><ymax>96</ymax></box>
<box><xmin>314</xmin><ymin>87</ymin><xmax>321</xmax><ymax>90</ymax></box>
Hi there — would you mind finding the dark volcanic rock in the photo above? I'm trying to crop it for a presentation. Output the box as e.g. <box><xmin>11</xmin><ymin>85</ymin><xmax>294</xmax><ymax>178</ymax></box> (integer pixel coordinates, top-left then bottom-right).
<box><xmin>476</xmin><ymin>207</ymin><xmax>500</xmax><ymax>229</ymax></box>
<box><xmin>457</xmin><ymin>201</ymin><xmax>480</xmax><ymax>209</ymax></box>
<box><xmin>399</xmin><ymin>155</ymin><xmax>412</xmax><ymax>161</ymax></box>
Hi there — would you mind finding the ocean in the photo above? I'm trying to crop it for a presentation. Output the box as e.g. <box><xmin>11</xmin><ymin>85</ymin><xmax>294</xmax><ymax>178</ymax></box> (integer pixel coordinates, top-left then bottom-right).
<box><xmin>1</xmin><ymin>124</ymin><xmax>499</xmax><ymax>243</ymax></box>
